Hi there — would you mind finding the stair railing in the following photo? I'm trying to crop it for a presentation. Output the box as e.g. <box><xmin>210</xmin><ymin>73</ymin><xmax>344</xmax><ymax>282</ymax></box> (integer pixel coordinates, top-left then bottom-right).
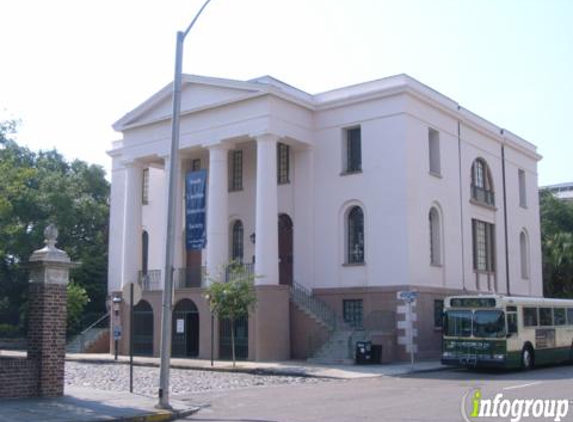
<box><xmin>68</xmin><ymin>312</ymin><xmax>110</xmax><ymax>353</ymax></box>
<box><xmin>290</xmin><ymin>282</ymin><xmax>339</xmax><ymax>331</ymax></box>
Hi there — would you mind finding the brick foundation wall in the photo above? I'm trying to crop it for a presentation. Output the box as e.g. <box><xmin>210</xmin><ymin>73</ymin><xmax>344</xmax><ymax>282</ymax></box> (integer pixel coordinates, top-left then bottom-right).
<box><xmin>0</xmin><ymin>357</ymin><xmax>39</xmax><ymax>398</ymax></box>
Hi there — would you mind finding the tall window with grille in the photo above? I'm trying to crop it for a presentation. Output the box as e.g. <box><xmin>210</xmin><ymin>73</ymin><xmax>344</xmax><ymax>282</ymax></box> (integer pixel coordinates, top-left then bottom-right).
<box><xmin>229</xmin><ymin>150</ymin><xmax>243</xmax><ymax>191</ymax></box>
<box><xmin>347</xmin><ymin>206</ymin><xmax>365</xmax><ymax>264</ymax></box>
<box><xmin>472</xmin><ymin>219</ymin><xmax>495</xmax><ymax>272</ymax></box>
<box><xmin>231</xmin><ymin>220</ymin><xmax>244</xmax><ymax>262</ymax></box>
<box><xmin>471</xmin><ymin>158</ymin><xmax>495</xmax><ymax>206</ymax></box>
<box><xmin>344</xmin><ymin>127</ymin><xmax>362</xmax><ymax>173</ymax></box>
<box><xmin>277</xmin><ymin>142</ymin><xmax>290</xmax><ymax>184</ymax></box>
<box><xmin>142</xmin><ymin>168</ymin><xmax>149</xmax><ymax>205</ymax></box>
<box><xmin>343</xmin><ymin>299</ymin><xmax>363</xmax><ymax>328</ymax></box>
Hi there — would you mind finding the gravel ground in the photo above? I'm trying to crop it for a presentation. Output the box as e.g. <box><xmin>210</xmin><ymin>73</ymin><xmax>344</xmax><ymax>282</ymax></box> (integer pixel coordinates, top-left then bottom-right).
<box><xmin>65</xmin><ymin>361</ymin><xmax>330</xmax><ymax>397</ymax></box>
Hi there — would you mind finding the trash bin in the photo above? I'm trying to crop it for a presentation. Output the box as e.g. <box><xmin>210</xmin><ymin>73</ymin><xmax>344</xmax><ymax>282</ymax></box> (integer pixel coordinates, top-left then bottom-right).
<box><xmin>371</xmin><ymin>344</ymin><xmax>383</xmax><ymax>364</ymax></box>
<box><xmin>355</xmin><ymin>341</ymin><xmax>372</xmax><ymax>364</ymax></box>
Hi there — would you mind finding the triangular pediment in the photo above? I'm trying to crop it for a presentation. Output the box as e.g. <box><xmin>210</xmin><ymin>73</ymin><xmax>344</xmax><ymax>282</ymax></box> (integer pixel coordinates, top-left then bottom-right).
<box><xmin>113</xmin><ymin>75</ymin><xmax>263</xmax><ymax>131</ymax></box>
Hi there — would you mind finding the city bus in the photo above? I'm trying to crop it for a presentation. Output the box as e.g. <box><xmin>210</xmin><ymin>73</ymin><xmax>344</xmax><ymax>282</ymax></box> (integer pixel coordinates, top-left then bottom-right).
<box><xmin>441</xmin><ymin>295</ymin><xmax>573</xmax><ymax>369</ymax></box>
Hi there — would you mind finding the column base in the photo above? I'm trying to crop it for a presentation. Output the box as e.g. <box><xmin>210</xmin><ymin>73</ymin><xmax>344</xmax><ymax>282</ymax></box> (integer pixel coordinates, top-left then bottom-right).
<box><xmin>250</xmin><ymin>285</ymin><xmax>290</xmax><ymax>361</ymax></box>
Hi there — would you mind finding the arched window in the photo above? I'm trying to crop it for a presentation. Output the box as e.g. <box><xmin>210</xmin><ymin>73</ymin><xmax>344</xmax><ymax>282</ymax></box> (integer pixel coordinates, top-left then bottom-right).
<box><xmin>231</xmin><ymin>220</ymin><xmax>244</xmax><ymax>262</ymax></box>
<box><xmin>142</xmin><ymin>230</ymin><xmax>149</xmax><ymax>275</ymax></box>
<box><xmin>347</xmin><ymin>206</ymin><xmax>364</xmax><ymax>264</ymax></box>
<box><xmin>471</xmin><ymin>158</ymin><xmax>495</xmax><ymax>206</ymax></box>
<box><xmin>429</xmin><ymin>207</ymin><xmax>441</xmax><ymax>266</ymax></box>
<box><xmin>520</xmin><ymin>230</ymin><xmax>529</xmax><ymax>279</ymax></box>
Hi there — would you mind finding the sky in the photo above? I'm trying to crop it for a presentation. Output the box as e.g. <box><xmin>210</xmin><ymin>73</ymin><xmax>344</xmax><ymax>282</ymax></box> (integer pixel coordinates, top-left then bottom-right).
<box><xmin>0</xmin><ymin>0</ymin><xmax>572</xmax><ymax>186</ymax></box>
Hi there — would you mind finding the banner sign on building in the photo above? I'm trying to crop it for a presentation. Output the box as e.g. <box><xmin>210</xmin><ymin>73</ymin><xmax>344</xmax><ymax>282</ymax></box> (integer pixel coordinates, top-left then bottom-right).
<box><xmin>185</xmin><ymin>169</ymin><xmax>207</xmax><ymax>250</ymax></box>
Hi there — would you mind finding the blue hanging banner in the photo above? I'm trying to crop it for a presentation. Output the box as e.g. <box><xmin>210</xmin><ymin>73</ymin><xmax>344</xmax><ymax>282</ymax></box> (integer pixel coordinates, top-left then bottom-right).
<box><xmin>185</xmin><ymin>169</ymin><xmax>207</xmax><ymax>250</ymax></box>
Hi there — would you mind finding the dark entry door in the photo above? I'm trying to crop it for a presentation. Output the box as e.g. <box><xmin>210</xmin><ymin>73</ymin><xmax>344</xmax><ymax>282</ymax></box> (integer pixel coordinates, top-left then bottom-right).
<box><xmin>172</xmin><ymin>299</ymin><xmax>199</xmax><ymax>357</ymax></box>
<box><xmin>278</xmin><ymin>214</ymin><xmax>293</xmax><ymax>286</ymax></box>
<box><xmin>133</xmin><ymin>300</ymin><xmax>153</xmax><ymax>356</ymax></box>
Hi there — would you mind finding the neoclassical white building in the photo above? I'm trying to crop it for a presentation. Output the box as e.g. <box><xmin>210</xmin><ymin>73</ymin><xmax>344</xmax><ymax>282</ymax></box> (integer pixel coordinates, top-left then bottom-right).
<box><xmin>108</xmin><ymin>74</ymin><xmax>542</xmax><ymax>362</ymax></box>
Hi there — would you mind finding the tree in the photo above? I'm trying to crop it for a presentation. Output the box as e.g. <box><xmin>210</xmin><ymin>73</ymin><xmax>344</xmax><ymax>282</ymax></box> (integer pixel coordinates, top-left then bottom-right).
<box><xmin>0</xmin><ymin>120</ymin><xmax>110</xmax><ymax>335</ymax></box>
<box><xmin>67</xmin><ymin>282</ymin><xmax>90</xmax><ymax>335</ymax></box>
<box><xmin>204</xmin><ymin>262</ymin><xmax>257</xmax><ymax>367</ymax></box>
<box><xmin>540</xmin><ymin>189</ymin><xmax>573</xmax><ymax>298</ymax></box>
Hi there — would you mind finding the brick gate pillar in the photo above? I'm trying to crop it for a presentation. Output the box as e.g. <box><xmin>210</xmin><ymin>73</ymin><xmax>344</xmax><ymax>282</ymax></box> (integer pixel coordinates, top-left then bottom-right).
<box><xmin>27</xmin><ymin>224</ymin><xmax>75</xmax><ymax>397</ymax></box>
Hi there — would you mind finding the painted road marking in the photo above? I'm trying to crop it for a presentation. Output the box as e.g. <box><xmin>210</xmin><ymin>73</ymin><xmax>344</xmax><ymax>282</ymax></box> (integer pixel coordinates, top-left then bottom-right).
<box><xmin>502</xmin><ymin>381</ymin><xmax>543</xmax><ymax>390</ymax></box>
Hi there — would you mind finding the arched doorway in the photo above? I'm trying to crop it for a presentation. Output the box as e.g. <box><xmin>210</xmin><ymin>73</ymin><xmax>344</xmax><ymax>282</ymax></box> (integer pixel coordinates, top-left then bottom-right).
<box><xmin>133</xmin><ymin>300</ymin><xmax>153</xmax><ymax>356</ymax></box>
<box><xmin>172</xmin><ymin>299</ymin><xmax>199</xmax><ymax>357</ymax></box>
<box><xmin>278</xmin><ymin>213</ymin><xmax>293</xmax><ymax>286</ymax></box>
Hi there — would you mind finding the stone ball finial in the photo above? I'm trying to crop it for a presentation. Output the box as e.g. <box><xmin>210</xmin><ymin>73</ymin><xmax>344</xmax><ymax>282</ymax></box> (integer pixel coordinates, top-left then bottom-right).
<box><xmin>44</xmin><ymin>224</ymin><xmax>59</xmax><ymax>250</ymax></box>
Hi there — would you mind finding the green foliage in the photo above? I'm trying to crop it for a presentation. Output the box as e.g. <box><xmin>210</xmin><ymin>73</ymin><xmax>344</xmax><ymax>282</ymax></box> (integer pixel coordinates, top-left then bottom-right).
<box><xmin>540</xmin><ymin>189</ymin><xmax>573</xmax><ymax>298</ymax></box>
<box><xmin>0</xmin><ymin>120</ymin><xmax>110</xmax><ymax>334</ymax></box>
<box><xmin>204</xmin><ymin>261</ymin><xmax>257</xmax><ymax>366</ymax></box>
<box><xmin>67</xmin><ymin>282</ymin><xmax>90</xmax><ymax>335</ymax></box>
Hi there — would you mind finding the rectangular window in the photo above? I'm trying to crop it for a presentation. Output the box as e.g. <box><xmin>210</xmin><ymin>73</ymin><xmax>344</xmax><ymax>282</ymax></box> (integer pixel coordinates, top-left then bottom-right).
<box><xmin>344</xmin><ymin>127</ymin><xmax>362</xmax><ymax>173</ymax></box>
<box><xmin>142</xmin><ymin>168</ymin><xmax>149</xmax><ymax>205</ymax></box>
<box><xmin>568</xmin><ymin>308</ymin><xmax>573</xmax><ymax>325</ymax></box>
<box><xmin>428</xmin><ymin>128</ymin><xmax>441</xmax><ymax>176</ymax></box>
<box><xmin>191</xmin><ymin>158</ymin><xmax>201</xmax><ymax>172</ymax></box>
<box><xmin>472</xmin><ymin>219</ymin><xmax>495</xmax><ymax>272</ymax></box>
<box><xmin>554</xmin><ymin>308</ymin><xmax>566</xmax><ymax>326</ymax></box>
<box><xmin>523</xmin><ymin>307</ymin><xmax>538</xmax><ymax>327</ymax></box>
<box><xmin>229</xmin><ymin>150</ymin><xmax>243</xmax><ymax>191</ymax></box>
<box><xmin>539</xmin><ymin>308</ymin><xmax>553</xmax><ymax>326</ymax></box>
<box><xmin>434</xmin><ymin>299</ymin><xmax>444</xmax><ymax>329</ymax></box>
<box><xmin>343</xmin><ymin>299</ymin><xmax>363</xmax><ymax>328</ymax></box>
<box><xmin>518</xmin><ymin>169</ymin><xmax>527</xmax><ymax>208</ymax></box>
<box><xmin>277</xmin><ymin>143</ymin><xmax>290</xmax><ymax>184</ymax></box>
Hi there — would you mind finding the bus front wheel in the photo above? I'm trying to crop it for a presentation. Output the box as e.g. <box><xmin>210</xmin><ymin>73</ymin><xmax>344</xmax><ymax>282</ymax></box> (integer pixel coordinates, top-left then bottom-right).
<box><xmin>521</xmin><ymin>345</ymin><xmax>534</xmax><ymax>370</ymax></box>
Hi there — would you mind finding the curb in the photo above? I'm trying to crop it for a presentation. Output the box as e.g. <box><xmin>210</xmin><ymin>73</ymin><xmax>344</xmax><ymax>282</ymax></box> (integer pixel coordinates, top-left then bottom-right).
<box><xmin>95</xmin><ymin>405</ymin><xmax>200</xmax><ymax>422</ymax></box>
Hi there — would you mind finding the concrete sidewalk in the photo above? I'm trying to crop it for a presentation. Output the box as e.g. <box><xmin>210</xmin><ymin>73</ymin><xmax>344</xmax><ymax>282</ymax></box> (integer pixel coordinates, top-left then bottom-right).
<box><xmin>64</xmin><ymin>352</ymin><xmax>447</xmax><ymax>379</ymax></box>
<box><xmin>0</xmin><ymin>386</ymin><xmax>198</xmax><ymax>422</ymax></box>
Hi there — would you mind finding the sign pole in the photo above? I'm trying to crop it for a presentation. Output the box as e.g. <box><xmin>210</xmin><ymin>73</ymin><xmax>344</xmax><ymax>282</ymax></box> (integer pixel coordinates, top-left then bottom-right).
<box><xmin>130</xmin><ymin>282</ymin><xmax>134</xmax><ymax>393</ymax></box>
<box><xmin>409</xmin><ymin>300</ymin><xmax>414</xmax><ymax>371</ymax></box>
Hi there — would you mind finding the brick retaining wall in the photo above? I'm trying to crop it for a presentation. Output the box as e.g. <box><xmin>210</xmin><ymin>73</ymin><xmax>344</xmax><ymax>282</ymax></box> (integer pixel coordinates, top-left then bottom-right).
<box><xmin>0</xmin><ymin>357</ymin><xmax>38</xmax><ymax>398</ymax></box>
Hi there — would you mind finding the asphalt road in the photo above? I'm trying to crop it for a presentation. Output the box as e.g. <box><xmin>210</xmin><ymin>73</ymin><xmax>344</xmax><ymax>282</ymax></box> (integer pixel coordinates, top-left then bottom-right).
<box><xmin>175</xmin><ymin>364</ymin><xmax>573</xmax><ymax>422</ymax></box>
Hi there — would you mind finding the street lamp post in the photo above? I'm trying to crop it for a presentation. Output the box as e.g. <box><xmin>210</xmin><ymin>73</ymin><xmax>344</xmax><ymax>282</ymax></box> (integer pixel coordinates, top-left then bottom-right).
<box><xmin>157</xmin><ymin>0</ymin><xmax>214</xmax><ymax>409</ymax></box>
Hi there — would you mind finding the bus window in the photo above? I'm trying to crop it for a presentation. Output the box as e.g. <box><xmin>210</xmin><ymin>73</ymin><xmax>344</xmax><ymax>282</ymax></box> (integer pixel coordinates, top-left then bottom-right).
<box><xmin>568</xmin><ymin>309</ymin><xmax>573</xmax><ymax>325</ymax></box>
<box><xmin>507</xmin><ymin>313</ymin><xmax>518</xmax><ymax>334</ymax></box>
<box><xmin>523</xmin><ymin>307</ymin><xmax>538</xmax><ymax>327</ymax></box>
<box><xmin>554</xmin><ymin>308</ymin><xmax>566</xmax><ymax>326</ymax></box>
<box><xmin>473</xmin><ymin>310</ymin><xmax>506</xmax><ymax>338</ymax></box>
<box><xmin>444</xmin><ymin>310</ymin><xmax>472</xmax><ymax>337</ymax></box>
<box><xmin>539</xmin><ymin>308</ymin><xmax>553</xmax><ymax>326</ymax></box>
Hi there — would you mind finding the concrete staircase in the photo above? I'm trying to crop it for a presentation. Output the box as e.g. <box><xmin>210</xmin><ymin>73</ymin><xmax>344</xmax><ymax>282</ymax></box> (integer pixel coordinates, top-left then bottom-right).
<box><xmin>290</xmin><ymin>282</ymin><xmax>367</xmax><ymax>363</ymax></box>
<box><xmin>67</xmin><ymin>313</ymin><xmax>110</xmax><ymax>353</ymax></box>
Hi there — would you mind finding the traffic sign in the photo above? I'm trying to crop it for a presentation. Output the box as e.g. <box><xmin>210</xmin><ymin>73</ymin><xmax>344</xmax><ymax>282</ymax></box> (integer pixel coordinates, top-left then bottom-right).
<box><xmin>113</xmin><ymin>326</ymin><xmax>122</xmax><ymax>340</ymax></box>
<box><xmin>397</xmin><ymin>290</ymin><xmax>418</xmax><ymax>303</ymax></box>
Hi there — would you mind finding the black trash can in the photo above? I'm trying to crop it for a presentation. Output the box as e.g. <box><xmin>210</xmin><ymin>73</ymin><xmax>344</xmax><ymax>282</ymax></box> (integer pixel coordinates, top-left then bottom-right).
<box><xmin>371</xmin><ymin>344</ymin><xmax>383</xmax><ymax>364</ymax></box>
<box><xmin>355</xmin><ymin>341</ymin><xmax>372</xmax><ymax>364</ymax></box>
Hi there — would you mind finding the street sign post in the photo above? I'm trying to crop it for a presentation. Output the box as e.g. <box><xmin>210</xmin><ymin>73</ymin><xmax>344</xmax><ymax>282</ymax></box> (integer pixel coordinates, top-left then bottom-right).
<box><xmin>397</xmin><ymin>291</ymin><xmax>418</xmax><ymax>370</ymax></box>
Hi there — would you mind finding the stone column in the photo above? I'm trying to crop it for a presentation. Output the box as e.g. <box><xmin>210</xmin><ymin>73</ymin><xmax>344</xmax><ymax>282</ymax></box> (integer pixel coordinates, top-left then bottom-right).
<box><xmin>121</xmin><ymin>162</ymin><xmax>143</xmax><ymax>288</ymax></box>
<box><xmin>251</xmin><ymin>134</ymin><xmax>290</xmax><ymax>361</ymax></box>
<box><xmin>254</xmin><ymin>134</ymin><xmax>279</xmax><ymax>285</ymax></box>
<box><xmin>27</xmin><ymin>224</ymin><xmax>75</xmax><ymax>397</ymax></box>
<box><xmin>206</xmin><ymin>144</ymin><xmax>229</xmax><ymax>282</ymax></box>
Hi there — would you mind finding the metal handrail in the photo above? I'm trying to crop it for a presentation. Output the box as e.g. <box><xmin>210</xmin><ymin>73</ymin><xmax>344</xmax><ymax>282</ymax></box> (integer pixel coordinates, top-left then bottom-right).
<box><xmin>77</xmin><ymin>312</ymin><xmax>110</xmax><ymax>337</ymax></box>
<box><xmin>290</xmin><ymin>281</ymin><xmax>338</xmax><ymax>331</ymax></box>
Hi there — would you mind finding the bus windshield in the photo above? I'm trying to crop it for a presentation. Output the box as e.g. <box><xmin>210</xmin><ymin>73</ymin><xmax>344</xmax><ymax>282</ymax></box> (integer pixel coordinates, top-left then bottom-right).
<box><xmin>444</xmin><ymin>310</ymin><xmax>506</xmax><ymax>338</ymax></box>
<box><xmin>444</xmin><ymin>310</ymin><xmax>472</xmax><ymax>337</ymax></box>
<box><xmin>473</xmin><ymin>310</ymin><xmax>506</xmax><ymax>338</ymax></box>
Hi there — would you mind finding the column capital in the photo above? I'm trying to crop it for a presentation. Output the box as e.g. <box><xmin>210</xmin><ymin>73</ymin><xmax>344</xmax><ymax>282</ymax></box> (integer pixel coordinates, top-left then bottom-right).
<box><xmin>204</xmin><ymin>142</ymin><xmax>232</xmax><ymax>152</ymax></box>
<box><xmin>120</xmin><ymin>159</ymin><xmax>144</xmax><ymax>169</ymax></box>
<box><xmin>253</xmin><ymin>133</ymin><xmax>281</xmax><ymax>144</ymax></box>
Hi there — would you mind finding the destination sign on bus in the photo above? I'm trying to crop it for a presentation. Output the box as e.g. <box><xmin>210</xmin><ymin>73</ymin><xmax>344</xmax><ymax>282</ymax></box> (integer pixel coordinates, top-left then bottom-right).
<box><xmin>450</xmin><ymin>298</ymin><xmax>496</xmax><ymax>308</ymax></box>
